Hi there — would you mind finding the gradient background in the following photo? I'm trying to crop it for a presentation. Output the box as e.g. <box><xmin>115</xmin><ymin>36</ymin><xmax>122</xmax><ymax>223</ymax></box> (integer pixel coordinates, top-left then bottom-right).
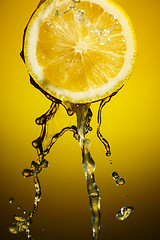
<box><xmin>1</xmin><ymin>0</ymin><xmax>160</xmax><ymax>239</ymax></box>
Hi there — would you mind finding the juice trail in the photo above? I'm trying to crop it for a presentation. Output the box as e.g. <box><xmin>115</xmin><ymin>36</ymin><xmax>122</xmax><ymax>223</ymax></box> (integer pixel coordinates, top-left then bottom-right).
<box><xmin>9</xmin><ymin>100</ymin><xmax>78</xmax><ymax>239</ymax></box>
<box><xmin>97</xmin><ymin>97</ymin><xmax>111</xmax><ymax>157</ymax></box>
<box><xmin>9</xmin><ymin>91</ymin><xmax>119</xmax><ymax>239</ymax></box>
<box><xmin>74</xmin><ymin>104</ymin><xmax>100</xmax><ymax>240</ymax></box>
<box><xmin>97</xmin><ymin>90</ymin><xmax>120</xmax><ymax>157</ymax></box>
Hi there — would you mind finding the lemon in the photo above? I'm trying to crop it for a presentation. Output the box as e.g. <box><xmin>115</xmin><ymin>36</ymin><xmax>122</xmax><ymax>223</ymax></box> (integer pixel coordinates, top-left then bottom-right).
<box><xmin>23</xmin><ymin>0</ymin><xmax>137</xmax><ymax>103</ymax></box>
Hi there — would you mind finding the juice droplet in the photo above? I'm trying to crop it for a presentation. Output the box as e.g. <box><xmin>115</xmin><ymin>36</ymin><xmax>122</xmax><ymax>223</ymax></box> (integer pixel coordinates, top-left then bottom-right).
<box><xmin>23</xmin><ymin>210</ymin><xmax>26</xmax><ymax>214</ymax></box>
<box><xmin>8</xmin><ymin>222</ymin><xmax>19</xmax><ymax>234</ymax></box>
<box><xmin>17</xmin><ymin>206</ymin><xmax>21</xmax><ymax>210</ymax></box>
<box><xmin>98</xmin><ymin>30</ymin><xmax>111</xmax><ymax>45</ymax></box>
<box><xmin>9</xmin><ymin>197</ymin><xmax>14</xmax><ymax>204</ymax></box>
<box><xmin>22</xmin><ymin>169</ymin><xmax>33</xmax><ymax>178</ymax></box>
<box><xmin>112</xmin><ymin>171</ymin><xmax>119</xmax><ymax>180</ymax></box>
<box><xmin>41</xmin><ymin>158</ymin><xmax>49</xmax><ymax>168</ymax></box>
<box><xmin>90</xmin><ymin>28</ymin><xmax>102</xmax><ymax>35</ymax></box>
<box><xmin>74</xmin><ymin>9</ymin><xmax>91</xmax><ymax>27</ymax></box>
<box><xmin>116</xmin><ymin>177</ymin><xmax>125</xmax><ymax>186</ymax></box>
<box><xmin>106</xmin><ymin>151</ymin><xmax>111</xmax><ymax>156</ymax></box>
<box><xmin>116</xmin><ymin>206</ymin><xmax>134</xmax><ymax>220</ymax></box>
<box><xmin>112</xmin><ymin>172</ymin><xmax>125</xmax><ymax>185</ymax></box>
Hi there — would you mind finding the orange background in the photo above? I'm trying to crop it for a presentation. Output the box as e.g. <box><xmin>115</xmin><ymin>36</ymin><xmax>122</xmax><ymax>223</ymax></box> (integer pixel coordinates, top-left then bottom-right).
<box><xmin>0</xmin><ymin>0</ymin><xmax>160</xmax><ymax>239</ymax></box>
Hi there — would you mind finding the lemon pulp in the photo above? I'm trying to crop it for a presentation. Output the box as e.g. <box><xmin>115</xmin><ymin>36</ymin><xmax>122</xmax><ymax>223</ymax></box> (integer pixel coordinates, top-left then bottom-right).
<box><xmin>24</xmin><ymin>0</ymin><xmax>136</xmax><ymax>103</ymax></box>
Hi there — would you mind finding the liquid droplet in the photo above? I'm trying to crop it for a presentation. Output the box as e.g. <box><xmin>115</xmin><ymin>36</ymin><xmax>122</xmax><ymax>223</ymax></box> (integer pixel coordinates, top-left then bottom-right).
<box><xmin>23</xmin><ymin>210</ymin><xmax>26</xmax><ymax>214</ymax></box>
<box><xmin>74</xmin><ymin>9</ymin><xmax>91</xmax><ymax>27</ymax></box>
<box><xmin>112</xmin><ymin>171</ymin><xmax>119</xmax><ymax>180</ymax></box>
<box><xmin>98</xmin><ymin>33</ymin><xmax>111</xmax><ymax>45</ymax></box>
<box><xmin>112</xmin><ymin>172</ymin><xmax>125</xmax><ymax>186</ymax></box>
<box><xmin>116</xmin><ymin>177</ymin><xmax>125</xmax><ymax>186</ymax></box>
<box><xmin>106</xmin><ymin>151</ymin><xmax>111</xmax><ymax>157</ymax></box>
<box><xmin>22</xmin><ymin>169</ymin><xmax>33</xmax><ymax>178</ymax></box>
<box><xmin>18</xmin><ymin>206</ymin><xmax>21</xmax><ymax>210</ymax></box>
<box><xmin>116</xmin><ymin>206</ymin><xmax>134</xmax><ymax>221</ymax></box>
<box><xmin>41</xmin><ymin>158</ymin><xmax>49</xmax><ymax>168</ymax></box>
<box><xmin>8</xmin><ymin>222</ymin><xmax>19</xmax><ymax>234</ymax></box>
<box><xmin>9</xmin><ymin>197</ymin><xmax>14</xmax><ymax>204</ymax></box>
<box><xmin>91</xmin><ymin>28</ymin><xmax>102</xmax><ymax>35</ymax></box>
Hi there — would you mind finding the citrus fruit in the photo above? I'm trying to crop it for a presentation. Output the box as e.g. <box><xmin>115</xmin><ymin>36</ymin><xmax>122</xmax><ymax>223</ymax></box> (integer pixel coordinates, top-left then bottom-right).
<box><xmin>23</xmin><ymin>0</ymin><xmax>137</xmax><ymax>103</ymax></box>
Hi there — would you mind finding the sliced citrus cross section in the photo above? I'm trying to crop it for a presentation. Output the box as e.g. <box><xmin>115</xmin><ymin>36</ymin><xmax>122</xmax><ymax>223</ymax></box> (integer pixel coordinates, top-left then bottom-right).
<box><xmin>24</xmin><ymin>0</ymin><xmax>137</xmax><ymax>103</ymax></box>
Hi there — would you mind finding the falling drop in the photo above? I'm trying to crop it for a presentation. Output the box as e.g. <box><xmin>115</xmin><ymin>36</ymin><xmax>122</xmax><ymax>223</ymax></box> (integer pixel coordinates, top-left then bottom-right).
<box><xmin>112</xmin><ymin>171</ymin><xmax>119</xmax><ymax>180</ymax></box>
<box><xmin>9</xmin><ymin>197</ymin><xmax>14</xmax><ymax>204</ymax></box>
<box><xmin>41</xmin><ymin>158</ymin><xmax>49</xmax><ymax>168</ymax></box>
<box><xmin>22</xmin><ymin>169</ymin><xmax>34</xmax><ymax>178</ymax></box>
<box><xmin>116</xmin><ymin>206</ymin><xmax>134</xmax><ymax>220</ymax></box>
<box><xmin>116</xmin><ymin>177</ymin><xmax>125</xmax><ymax>186</ymax></box>
<box><xmin>112</xmin><ymin>172</ymin><xmax>125</xmax><ymax>186</ymax></box>
<box><xmin>9</xmin><ymin>222</ymin><xmax>19</xmax><ymax>234</ymax></box>
<box><xmin>23</xmin><ymin>210</ymin><xmax>26</xmax><ymax>214</ymax></box>
<box><xmin>17</xmin><ymin>206</ymin><xmax>21</xmax><ymax>210</ymax></box>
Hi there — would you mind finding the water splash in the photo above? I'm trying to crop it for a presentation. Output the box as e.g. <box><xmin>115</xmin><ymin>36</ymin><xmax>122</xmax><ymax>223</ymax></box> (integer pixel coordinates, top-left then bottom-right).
<box><xmin>9</xmin><ymin>85</ymin><xmax>123</xmax><ymax>239</ymax></box>
<box><xmin>9</xmin><ymin>100</ymin><xmax>79</xmax><ymax>239</ymax></box>
<box><xmin>9</xmin><ymin>0</ymin><xmax>130</xmax><ymax>238</ymax></box>
<box><xmin>116</xmin><ymin>206</ymin><xmax>134</xmax><ymax>221</ymax></box>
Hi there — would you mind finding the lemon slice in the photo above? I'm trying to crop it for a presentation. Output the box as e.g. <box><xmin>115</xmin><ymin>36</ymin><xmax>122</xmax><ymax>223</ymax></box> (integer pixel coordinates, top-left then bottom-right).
<box><xmin>24</xmin><ymin>0</ymin><xmax>137</xmax><ymax>103</ymax></box>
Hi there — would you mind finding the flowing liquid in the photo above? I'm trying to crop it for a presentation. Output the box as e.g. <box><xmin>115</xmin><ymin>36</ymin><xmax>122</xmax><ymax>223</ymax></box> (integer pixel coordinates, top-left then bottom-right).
<box><xmin>9</xmin><ymin>97</ymin><xmax>114</xmax><ymax>239</ymax></box>
<box><xmin>9</xmin><ymin>0</ymin><xmax>133</xmax><ymax>239</ymax></box>
<box><xmin>9</xmin><ymin>91</ymin><xmax>133</xmax><ymax>239</ymax></box>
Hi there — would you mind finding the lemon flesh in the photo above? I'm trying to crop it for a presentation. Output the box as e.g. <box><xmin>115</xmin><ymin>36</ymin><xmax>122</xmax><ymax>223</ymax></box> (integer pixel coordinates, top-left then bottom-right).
<box><xmin>24</xmin><ymin>0</ymin><xmax>137</xmax><ymax>103</ymax></box>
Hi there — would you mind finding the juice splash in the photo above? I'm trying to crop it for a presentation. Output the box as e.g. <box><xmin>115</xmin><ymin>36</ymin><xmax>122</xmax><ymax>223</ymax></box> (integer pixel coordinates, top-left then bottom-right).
<box><xmin>9</xmin><ymin>0</ymin><xmax>135</xmax><ymax>239</ymax></box>
<box><xmin>9</xmin><ymin>93</ymin><xmax>133</xmax><ymax>240</ymax></box>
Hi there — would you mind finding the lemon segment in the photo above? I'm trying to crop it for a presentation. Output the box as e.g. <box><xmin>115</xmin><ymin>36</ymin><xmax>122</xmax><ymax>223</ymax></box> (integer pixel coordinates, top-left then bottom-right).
<box><xmin>24</xmin><ymin>0</ymin><xmax>137</xmax><ymax>103</ymax></box>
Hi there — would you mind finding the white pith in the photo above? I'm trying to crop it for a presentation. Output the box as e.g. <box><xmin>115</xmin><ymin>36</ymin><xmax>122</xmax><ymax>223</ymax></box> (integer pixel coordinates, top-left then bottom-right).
<box><xmin>24</xmin><ymin>0</ymin><xmax>136</xmax><ymax>103</ymax></box>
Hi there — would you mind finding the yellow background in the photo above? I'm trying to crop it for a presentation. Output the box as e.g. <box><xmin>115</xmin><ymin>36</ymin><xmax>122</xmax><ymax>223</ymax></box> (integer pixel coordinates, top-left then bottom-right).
<box><xmin>1</xmin><ymin>0</ymin><xmax>160</xmax><ymax>239</ymax></box>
